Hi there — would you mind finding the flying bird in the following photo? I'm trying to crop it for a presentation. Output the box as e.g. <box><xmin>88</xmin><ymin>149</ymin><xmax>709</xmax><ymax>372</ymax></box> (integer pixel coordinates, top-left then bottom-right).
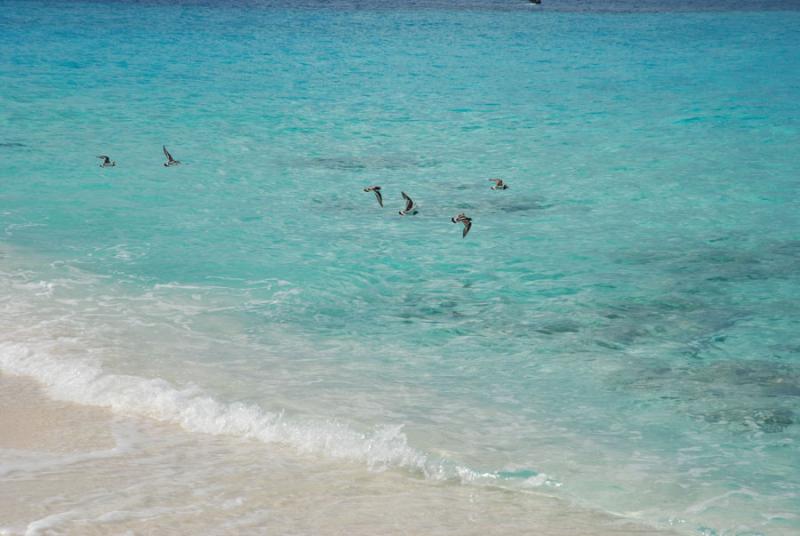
<box><xmin>451</xmin><ymin>213</ymin><xmax>473</xmax><ymax>238</ymax></box>
<box><xmin>363</xmin><ymin>186</ymin><xmax>383</xmax><ymax>207</ymax></box>
<box><xmin>489</xmin><ymin>178</ymin><xmax>508</xmax><ymax>190</ymax></box>
<box><xmin>399</xmin><ymin>192</ymin><xmax>418</xmax><ymax>216</ymax></box>
<box><xmin>162</xmin><ymin>146</ymin><xmax>181</xmax><ymax>167</ymax></box>
<box><xmin>97</xmin><ymin>155</ymin><xmax>115</xmax><ymax>168</ymax></box>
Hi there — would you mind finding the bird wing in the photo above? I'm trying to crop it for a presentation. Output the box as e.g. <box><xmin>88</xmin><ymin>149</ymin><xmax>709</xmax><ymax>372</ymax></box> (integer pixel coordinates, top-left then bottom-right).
<box><xmin>401</xmin><ymin>192</ymin><xmax>414</xmax><ymax>211</ymax></box>
<box><xmin>462</xmin><ymin>219</ymin><xmax>472</xmax><ymax>238</ymax></box>
<box><xmin>374</xmin><ymin>189</ymin><xmax>383</xmax><ymax>207</ymax></box>
<box><xmin>163</xmin><ymin>146</ymin><xmax>173</xmax><ymax>161</ymax></box>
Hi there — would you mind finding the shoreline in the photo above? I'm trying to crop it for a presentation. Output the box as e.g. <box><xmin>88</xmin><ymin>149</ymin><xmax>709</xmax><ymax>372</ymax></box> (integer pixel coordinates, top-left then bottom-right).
<box><xmin>0</xmin><ymin>371</ymin><xmax>681</xmax><ymax>535</ymax></box>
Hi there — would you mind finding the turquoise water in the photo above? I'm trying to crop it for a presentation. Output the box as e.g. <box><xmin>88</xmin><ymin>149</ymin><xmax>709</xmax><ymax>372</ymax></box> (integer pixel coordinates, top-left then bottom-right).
<box><xmin>1</xmin><ymin>1</ymin><xmax>799</xmax><ymax>534</ymax></box>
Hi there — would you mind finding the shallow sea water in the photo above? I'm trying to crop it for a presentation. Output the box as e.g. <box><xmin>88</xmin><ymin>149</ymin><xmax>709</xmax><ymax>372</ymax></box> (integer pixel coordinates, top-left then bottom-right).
<box><xmin>1</xmin><ymin>1</ymin><xmax>799</xmax><ymax>534</ymax></box>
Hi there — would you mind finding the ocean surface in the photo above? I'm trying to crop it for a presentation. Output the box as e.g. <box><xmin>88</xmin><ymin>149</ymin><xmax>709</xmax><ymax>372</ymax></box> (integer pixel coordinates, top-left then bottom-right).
<box><xmin>1</xmin><ymin>1</ymin><xmax>799</xmax><ymax>534</ymax></box>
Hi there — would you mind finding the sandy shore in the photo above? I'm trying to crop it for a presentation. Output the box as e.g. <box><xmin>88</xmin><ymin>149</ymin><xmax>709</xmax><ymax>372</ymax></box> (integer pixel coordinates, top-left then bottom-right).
<box><xmin>0</xmin><ymin>374</ymin><xmax>115</xmax><ymax>453</ymax></box>
<box><xmin>0</xmin><ymin>373</ymin><xmax>681</xmax><ymax>535</ymax></box>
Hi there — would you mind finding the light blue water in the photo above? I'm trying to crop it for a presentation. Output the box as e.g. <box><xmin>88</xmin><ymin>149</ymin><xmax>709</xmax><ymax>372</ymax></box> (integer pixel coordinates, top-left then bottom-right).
<box><xmin>1</xmin><ymin>1</ymin><xmax>799</xmax><ymax>534</ymax></box>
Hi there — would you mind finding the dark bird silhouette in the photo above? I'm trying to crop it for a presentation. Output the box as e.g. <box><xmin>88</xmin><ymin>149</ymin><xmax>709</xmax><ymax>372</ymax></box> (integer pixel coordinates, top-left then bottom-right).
<box><xmin>399</xmin><ymin>192</ymin><xmax>418</xmax><ymax>216</ymax></box>
<box><xmin>97</xmin><ymin>155</ymin><xmax>115</xmax><ymax>168</ymax></box>
<box><xmin>363</xmin><ymin>186</ymin><xmax>383</xmax><ymax>207</ymax></box>
<box><xmin>451</xmin><ymin>213</ymin><xmax>473</xmax><ymax>238</ymax></box>
<box><xmin>162</xmin><ymin>146</ymin><xmax>181</xmax><ymax>167</ymax></box>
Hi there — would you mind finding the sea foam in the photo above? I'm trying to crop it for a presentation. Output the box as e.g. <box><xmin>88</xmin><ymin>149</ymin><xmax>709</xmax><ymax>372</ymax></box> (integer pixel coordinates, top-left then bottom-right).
<box><xmin>0</xmin><ymin>341</ymin><xmax>453</xmax><ymax>479</ymax></box>
<box><xmin>0</xmin><ymin>340</ymin><xmax>558</xmax><ymax>490</ymax></box>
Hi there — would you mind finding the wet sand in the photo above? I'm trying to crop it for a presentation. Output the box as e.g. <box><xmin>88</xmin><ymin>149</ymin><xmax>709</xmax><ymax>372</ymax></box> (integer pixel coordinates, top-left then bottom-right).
<box><xmin>0</xmin><ymin>373</ymin><xmax>681</xmax><ymax>535</ymax></box>
<box><xmin>0</xmin><ymin>374</ymin><xmax>115</xmax><ymax>452</ymax></box>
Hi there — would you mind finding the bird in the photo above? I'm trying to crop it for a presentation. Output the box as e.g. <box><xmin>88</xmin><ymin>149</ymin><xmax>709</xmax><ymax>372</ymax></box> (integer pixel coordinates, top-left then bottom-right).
<box><xmin>399</xmin><ymin>192</ymin><xmax>418</xmax><ymax>216</ymax></box>
<box><xmin>529</xmin><ymin>0</ymin><xmax>541</xmax><ymax>4</ymax></box>
<box><xmin>97</xmin><ymin>155</ymin><xmax>115</xmax><ymax>168</ymax></box>
<box><xmin>363</xmin><ymin>186</ymin><xmax>383</xmax><ymax>207</ymax></box>
<box><xmin>162</xmin><ymin>146</ymin><xmax>181</xmax><ymax>167</ymax></box>
<box><xmin>489</xmin><ymin>178</ymin><xmax>508</xmax><ymax>190</ymax></box>
<box><xmin>451</xmin><ymin>213</ymin><xmax>473</xmax><ymax>238</ymax></box>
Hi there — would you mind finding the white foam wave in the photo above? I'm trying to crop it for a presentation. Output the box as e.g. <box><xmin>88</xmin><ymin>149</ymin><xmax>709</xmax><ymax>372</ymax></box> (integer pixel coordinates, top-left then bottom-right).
<box><xmin>0</xmin><ymin>341</ymin><xmax>454</xmax><ymax>479</ymax></box>
<box><xmin>23</xmin><ymin>510</ymin><xmax>79</xmax><ymax>536</ymax></box>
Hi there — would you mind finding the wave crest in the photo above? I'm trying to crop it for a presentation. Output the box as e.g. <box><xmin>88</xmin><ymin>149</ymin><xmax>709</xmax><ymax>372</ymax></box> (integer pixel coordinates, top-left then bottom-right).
<box><xmin>0</xmin><ymin>341</ymin><xmax>450</xmax><ymax>476</ymax></box>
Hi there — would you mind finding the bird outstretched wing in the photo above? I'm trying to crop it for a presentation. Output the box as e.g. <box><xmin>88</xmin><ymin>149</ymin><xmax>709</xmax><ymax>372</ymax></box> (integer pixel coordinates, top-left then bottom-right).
<box><xmin>401</xmin><ymin>192</ymin><xmax>414</xmax><ymax>212</ymax></box>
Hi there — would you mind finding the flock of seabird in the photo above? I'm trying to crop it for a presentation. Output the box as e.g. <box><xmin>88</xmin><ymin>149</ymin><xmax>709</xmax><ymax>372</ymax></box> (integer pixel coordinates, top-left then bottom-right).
<box><xmin>97</xmin><ymin>147</ymin><xmax>506</xmax><ymax>239</ymax></box>
<box><xmin>99</xmin><ymin>146</ymin><xmax>179</xmax><ymax>169</ymax></box>
<box><xmin>362</xmin><ymin>178</ymin><xmax>508</xmax><ymax>238</ymax></box>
